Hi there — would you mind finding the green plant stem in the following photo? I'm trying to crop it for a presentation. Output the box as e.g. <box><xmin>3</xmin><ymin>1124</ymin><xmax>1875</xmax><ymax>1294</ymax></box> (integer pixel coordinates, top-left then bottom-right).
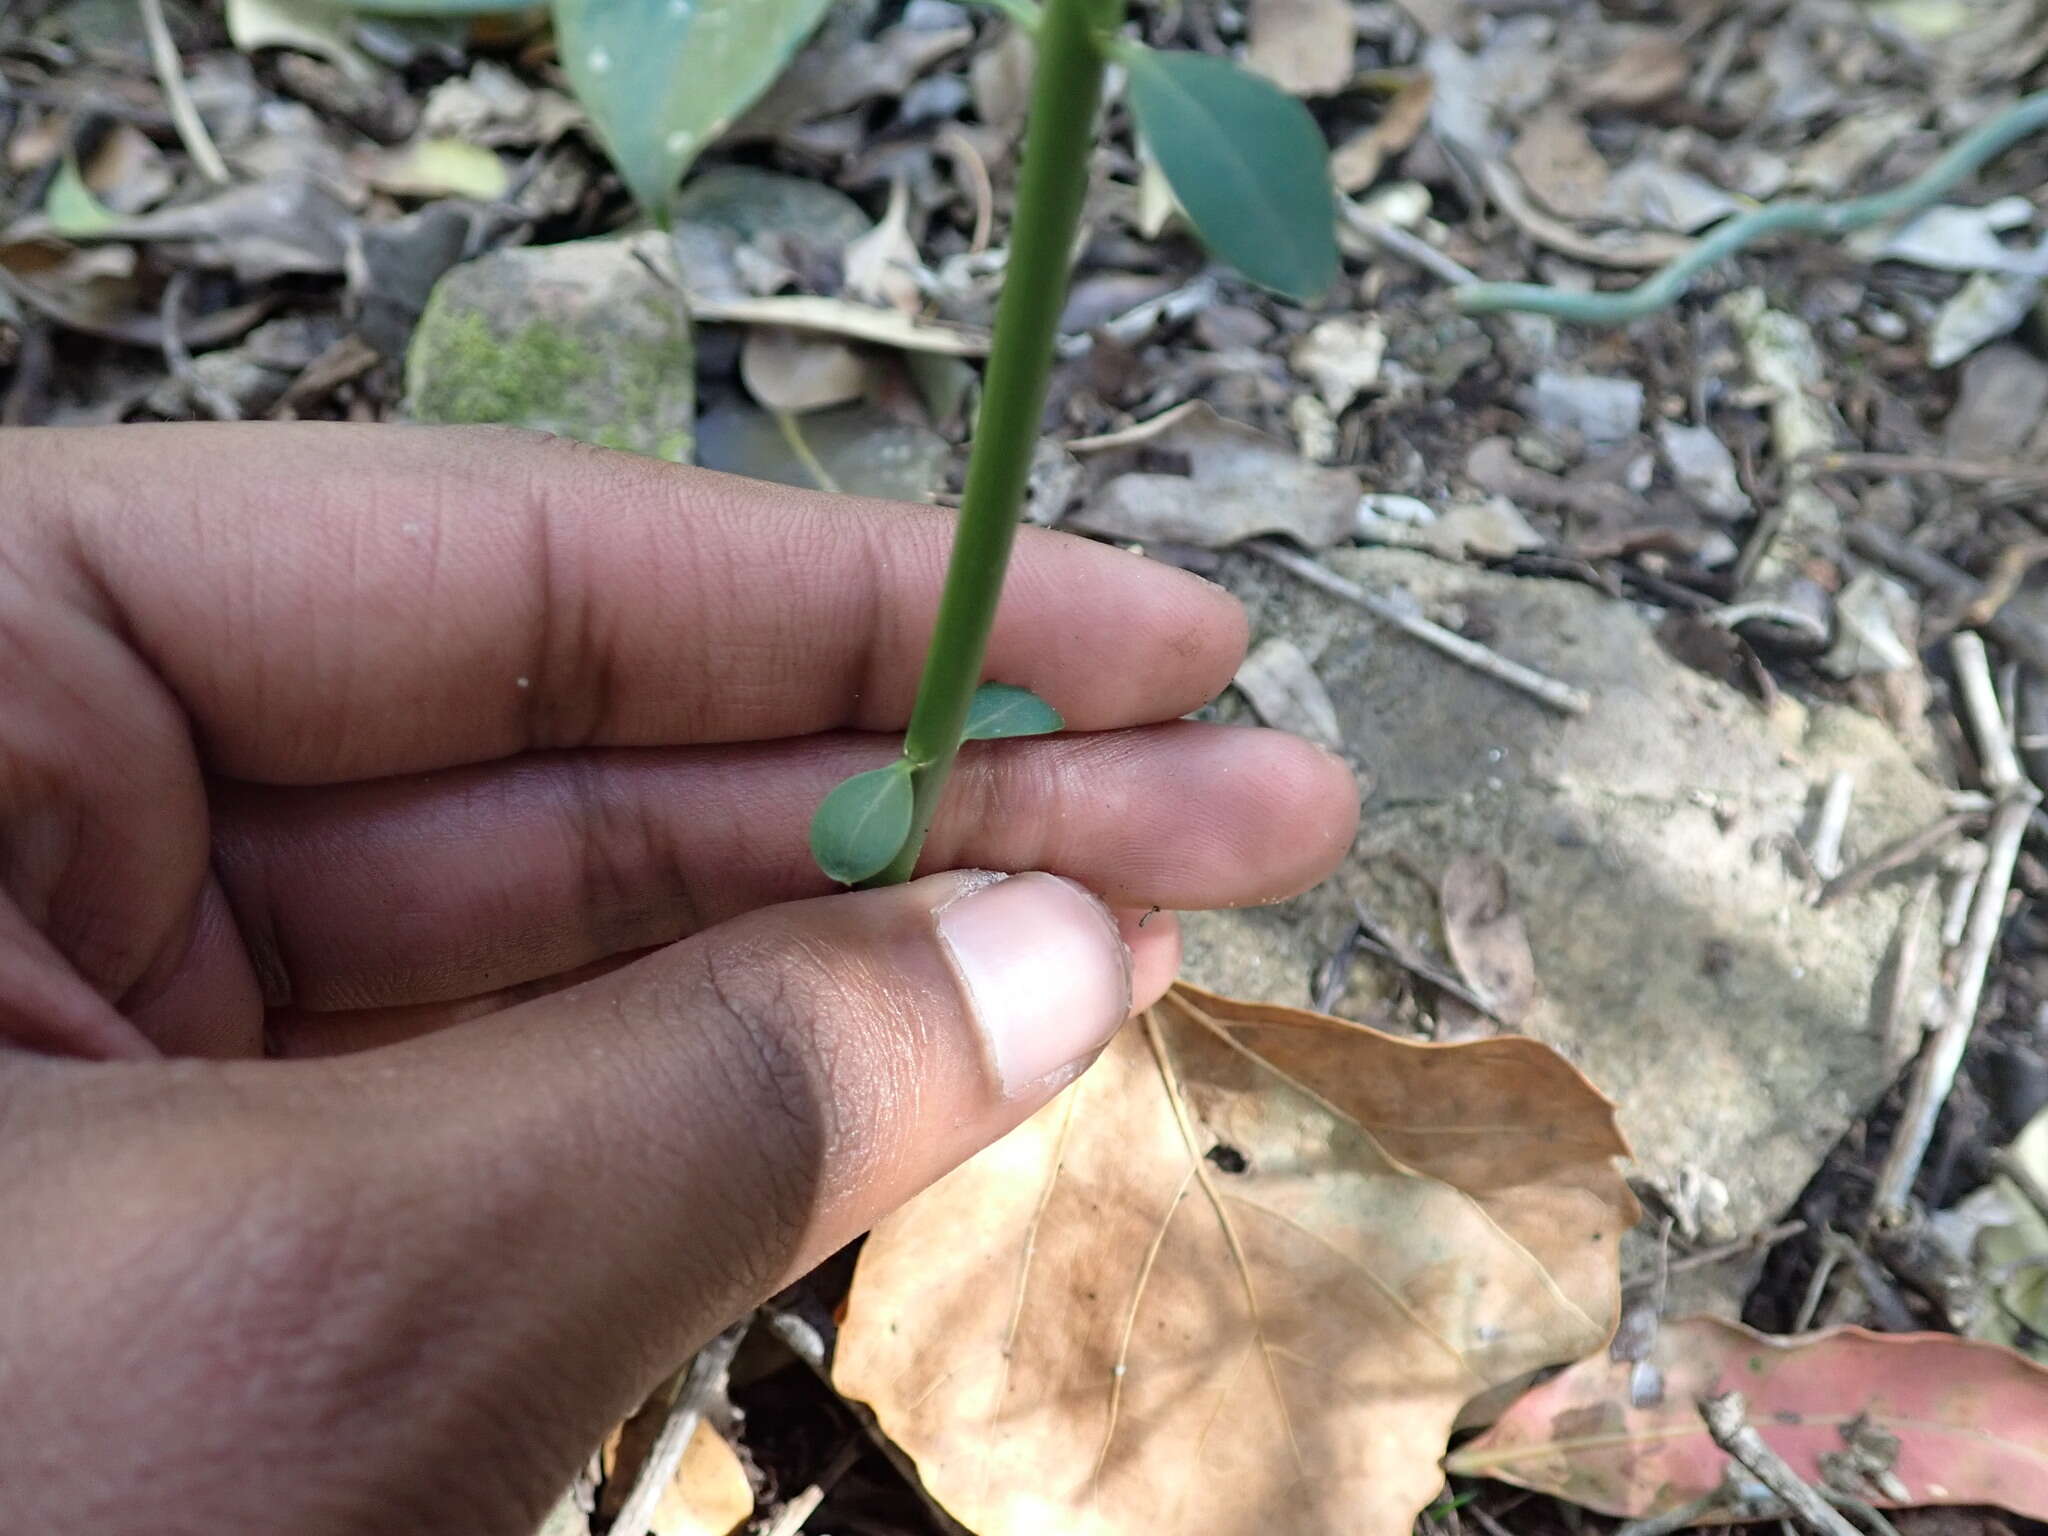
<box><xmin>870</xmin><ymin>0</ymin><xmax>1120</xmax><ymax>886</ymax></box>
<box><xmin>1456</xmin><ymin>90</ymin><xmax>2048</xmax><ymax>324</ymax></box>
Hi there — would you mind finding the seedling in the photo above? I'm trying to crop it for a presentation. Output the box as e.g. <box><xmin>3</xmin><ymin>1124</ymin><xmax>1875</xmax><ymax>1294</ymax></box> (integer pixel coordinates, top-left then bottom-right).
<box><xmin>807</xmin><ymin>0</ymin><xmax>1340</xmax><ymax>885</ymax></box>
<box><xmin>286</xmin><ymin>0</ymin><xmax>1339</xmax><ymax>885</ymax></box>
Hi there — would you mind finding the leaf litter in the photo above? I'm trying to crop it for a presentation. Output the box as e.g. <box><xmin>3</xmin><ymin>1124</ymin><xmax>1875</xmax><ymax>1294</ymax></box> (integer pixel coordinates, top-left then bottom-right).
<box><xmin>20</xmin><ymin>0</ymin><xmax>2048</xmax><ymax>1526</ymax></box>
<box><xmin>834</xmin><ymin>983</ymin><xmax>1637</xmax><ymax>1536</ymax></box>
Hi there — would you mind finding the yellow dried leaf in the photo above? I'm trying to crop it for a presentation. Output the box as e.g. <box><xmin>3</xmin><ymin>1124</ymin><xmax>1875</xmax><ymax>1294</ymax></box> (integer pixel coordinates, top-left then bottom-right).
<box><xmin>599</xmin><ymin>1419</ymin><xmax>753</xmax><ymax>1536</ymax></box>
<box><xmin>834</xmin><ymin>983</ymin><xmax>1637</xmax><ymax>1536</ymax></box>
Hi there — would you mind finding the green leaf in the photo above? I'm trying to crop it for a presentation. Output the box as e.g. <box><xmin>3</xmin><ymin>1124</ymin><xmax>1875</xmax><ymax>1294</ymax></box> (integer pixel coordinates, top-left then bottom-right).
<box><xmin>811</xmin><ymin>760</ymin><xmax>916</xmax><ymax>885</ymax></box>
<box><xmin>44</xmin><ymin>154</ymin><xmax>120</xmax><ymax>237</ymax></box>
<box><xmin>962</xmin><ymin>683</ymin><xmax>1063</xmax><ymax>741</ymax></box>
<box><xmin>555</xmin><ymin>0</ymin><xmax>835</xmax><ymax>221</ymax></box>
<box><xmin>341</xmin><ymin>0</ymin><xmax>532</xmax><ymax>12</ymax></box>
<box><xmin>1119</xmin><ymin>45</ymin><xmax>1339</xmax><ymax>301</ymax></box>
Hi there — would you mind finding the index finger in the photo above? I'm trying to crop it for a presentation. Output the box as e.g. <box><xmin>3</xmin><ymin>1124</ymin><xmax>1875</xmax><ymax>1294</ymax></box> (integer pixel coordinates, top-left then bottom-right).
<box><xmin>24</xmin><ymin>424</ymin><xmax>1248</xmax><ymax>783</ymax></box>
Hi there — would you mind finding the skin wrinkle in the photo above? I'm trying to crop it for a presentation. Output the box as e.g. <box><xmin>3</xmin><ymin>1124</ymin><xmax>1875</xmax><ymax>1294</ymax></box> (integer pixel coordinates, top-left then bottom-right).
<box><xmin>192</xmin><ymin>723</ymin><xmax>1352</xmax><ymax>1023</ymax></box>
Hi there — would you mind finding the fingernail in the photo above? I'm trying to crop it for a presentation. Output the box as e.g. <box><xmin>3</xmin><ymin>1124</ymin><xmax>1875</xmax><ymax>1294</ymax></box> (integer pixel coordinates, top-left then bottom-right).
<box><xmin>936</xmin><ymin>873</ymin><xmax>1132</xmax><ymax>1097</ymax></box>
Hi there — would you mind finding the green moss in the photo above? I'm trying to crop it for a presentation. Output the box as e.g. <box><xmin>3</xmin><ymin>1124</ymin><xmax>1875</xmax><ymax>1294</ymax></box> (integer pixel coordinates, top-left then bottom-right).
<box><xmin>403</xmin><ymin>239</ymin><xmax>694</xmax><ymax>463</ymax></box>
<box><xmin>405</xmin><ymin>307</ymin><xmax>603</xmax><ymax>427</ymax></box>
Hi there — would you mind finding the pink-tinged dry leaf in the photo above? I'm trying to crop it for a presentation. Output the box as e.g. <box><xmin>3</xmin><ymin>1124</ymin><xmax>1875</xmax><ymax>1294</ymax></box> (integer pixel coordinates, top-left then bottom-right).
<box><xmin>1440</xmin><ymin>855</ymin><xmax>1536</xmax><ymax>1027</ymax></box>
<box><xmin>1446</xmin><ymin>1316</ymin><xmax>2048</xmax><ymax>1521</ymax></box>
<box><xmin>832</xmin><ymin>983</ymin><xmax>1638</xmax><ymax>1536</ymax></box>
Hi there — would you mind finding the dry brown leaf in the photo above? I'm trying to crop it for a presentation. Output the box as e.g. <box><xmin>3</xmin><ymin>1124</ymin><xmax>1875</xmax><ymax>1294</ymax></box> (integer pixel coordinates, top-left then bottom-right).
<box><xmin>969</xmin><ymin>22</ymin><xmax>1036</xmax><ymax>133</ymax></box>
<box><xmin>1578</xmin><ymin>33</ymin><xmax>1690</xmax><ymax>111</ymax></box>
<box><xmin>1331</xmin><ymin>74</ymin><xmax>1435</xmax><ymax>193</ymax></box>
<box><xmin>599</xmin><ymin>1420</ymin><xmax>754</xmax><ymax>1536</ymax></box>
<box><xmin>1439</xmin><ymin>856</ymin><xmax>1537</xmax><ymax>1027</ymax></box>
<box><xmin>1066</xmin><ymin>402</ymin><xmax>1363</xmax><ymax>550</ymax></box>
<box><xmin>835</xmin><ymin>983</ymin><xmax>1637</xmax><ymax>1536</ymax></box>
<box><xmin>1247</xmin><ymin>0</ymin><xmax>1357</xmax><ymax>96</ymax></box>
<box><xmin>1234</xmin><ymin>636</ymin><xmax>1344</xmax><ymax>749</ymax></box>
<box><xmin>1289</xmin><ymin>316</ymin><xmax>1387</xmax><ymax>415</ymax></box>
<box><xmin>1508</xmin><ymin>105</ymin><xmax>1610</xmax><ymax>223</ymax></box>
<box><xmin>740</xmin><ymin>327</ymin><xmax>871</xmax><ymax>413</ymax></box>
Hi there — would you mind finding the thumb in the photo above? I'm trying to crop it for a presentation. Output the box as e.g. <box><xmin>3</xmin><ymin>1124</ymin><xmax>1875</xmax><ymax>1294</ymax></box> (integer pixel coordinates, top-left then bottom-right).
<box><xmin>329</xmin><ymin>870</ymin><xmax>1156</xmax><ymax>1523</ymax></box>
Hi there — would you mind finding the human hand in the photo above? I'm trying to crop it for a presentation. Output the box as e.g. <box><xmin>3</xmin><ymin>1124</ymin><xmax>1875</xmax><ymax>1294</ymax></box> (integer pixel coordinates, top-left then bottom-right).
<box><xmin>0</xmin><ymin>424</ymin><xmax>1355</xmax><ymax>1532</ymax></box>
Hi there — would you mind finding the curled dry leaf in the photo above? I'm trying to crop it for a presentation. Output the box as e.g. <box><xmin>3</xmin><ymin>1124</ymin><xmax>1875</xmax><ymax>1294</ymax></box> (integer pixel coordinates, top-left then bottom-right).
<box><xmin>1439</xmin><ymin>855</ymin><xmax>1537</xmax><ymax>1027</ymax></box>
<box><xmin>842</xmin><ymin>178</ymin><xmax>925</xmax><ymax>316</ymax></box>
<box><xmin>1447</xmin><ymin>1316</ymin><xmax>2048</xmax><ymax>1521</ymax></box>
<box><xmin>1247</xmin><ymin>0</ymin><xmax>1358</xmax><ymax>97</ymax></box>
<box><xmin>1331</xmin><ymin>73</ymin><xmax>1435</xmax><ymax>194</ymax></box>
<box><xmin>1289</xmin><ymin>316</ymin><xmax>1387</xmax><ymax>416</ymax></box>
<box><xmin>740</xmin><ymin>326</ymin><xmax>870</xmax><ymax>413</ymax></box>
<box><xmin>834</xmin><ymin>983</ymin><xmax>1636</xmax><ymax>1536</ymax></box>
<box><xmin>1577</xmin><ymin>32</ymin><xmax>1690</xmax><ymax>111</ymax></box>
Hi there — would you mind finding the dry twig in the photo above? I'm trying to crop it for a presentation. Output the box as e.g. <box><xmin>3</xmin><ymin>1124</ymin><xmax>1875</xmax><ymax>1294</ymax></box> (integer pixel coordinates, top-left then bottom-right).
<box><xmin>1815</xmin><ymin>810</ymin><xmax>1979</xmax><ymax>908</ymax></box>
<box><xmin>1249</xmin><ymin>540</ymin><xmax>1592</xmax><ymax>715</ymax></box>
<box><xmin>138</xmin><ymin>0</ymin><xmax>229</xmax><ymax>185</ymax></box>
<box><xmin>159</xmin><ymin>271</ymin><xmax>242</xmax><ymax>423</ymax></box>
<box><xmin>1807</xmin><ymin>772</ymin><xmax>1855</xmax><ymax>884</ymax></box>
<box><xmin>1870</xmin><ymin>634</ymin><xmax>2041</xmax><ymax>1223</ymax></box>
<box><xmin>1699</xmin><ymin>1392</ymin><xmax>1864</xmax><ymax>1536</ymax></box>
<box><xmin>608</xmin><ymin>1322</ymin><xmax>747</xmax><ymax>1536</ymax></box>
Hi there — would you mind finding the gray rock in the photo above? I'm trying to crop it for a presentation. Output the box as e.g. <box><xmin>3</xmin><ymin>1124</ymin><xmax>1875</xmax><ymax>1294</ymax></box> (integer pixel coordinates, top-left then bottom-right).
<box><xmin>1183</xmin><ymin>548</ymin><xmax>1946</xmax><ymax>1239</ymax></box>
<box><xmin>403</xmin><ymin>231</ymin><xmax>694</xmax><ymax>463</ymax></box>
<box><xmin>1525</xmin><ymin>370</ymin><xmax>1644</xmax><ymax>451</ymax></box>
<box><xmin>1656</xmin><ymin>419</ymin><xmax>1749</xmax><ymax>521</ymax></box>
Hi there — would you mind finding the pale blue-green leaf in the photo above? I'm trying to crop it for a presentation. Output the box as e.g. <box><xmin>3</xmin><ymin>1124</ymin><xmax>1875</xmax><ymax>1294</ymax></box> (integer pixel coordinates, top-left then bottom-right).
<box><xmin>45</xmin><ymin>155</ymin><xmax>120</xmax><ymax>237</ymax></box>
<box><xmin>555</xmin><ymin>0</ymin><xmax>835</xmax><ymax>219</ymax></box>
<box><xmin>962</xmin><ymin>683</ymin><xmax>1063</xmax><ymax>741</ymax></box>
<box><xmin>1119</xmin><ymin>46</ymin><xmax>1338</xmax><ymax>301</ymax></box>
<box><xmin>811</xmin><ymin>760</ymin><xmax>916</xmax><ymax>885</ymax></box>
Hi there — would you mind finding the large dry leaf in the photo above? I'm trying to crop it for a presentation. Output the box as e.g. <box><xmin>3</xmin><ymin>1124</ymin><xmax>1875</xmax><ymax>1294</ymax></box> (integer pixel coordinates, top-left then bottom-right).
<box><xmin>834</xmin><ymin>983</ymin><xmax>1637</xmax><ymax>1536</ymax></box>
<box><xmin>1447</xmin><ymin>1316</ymin><xmax>2048</xmax><ymax>1521</ymax></box>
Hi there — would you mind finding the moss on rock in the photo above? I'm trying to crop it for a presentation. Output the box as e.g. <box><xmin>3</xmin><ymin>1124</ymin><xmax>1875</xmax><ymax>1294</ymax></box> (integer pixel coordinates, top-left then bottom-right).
<box><xmin>403</xmin><ymin>231</ymin><xmax>694</xmax><ymax>462</ymax></box>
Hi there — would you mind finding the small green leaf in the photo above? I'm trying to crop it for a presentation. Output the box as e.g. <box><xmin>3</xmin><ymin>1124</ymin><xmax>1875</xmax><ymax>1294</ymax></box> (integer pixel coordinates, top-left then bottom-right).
<box><xmin>962</xmin><ymin>683</ymin><xmax>1063</xmax><ymax>741</ymax></box>
<box><xmin>44</xmin><ymin>154</ymin><xmax>120</xmax><ymax>237</ymax></box>
<box><xmin>811</xmin><ymin>760</ymin><xmax>916</xmax><ymax>885</ymax></box>
<box><xmin>555</xmin><ymin>0</ymin><xmax>835</xmax><ymax>221</ymax></box>
<box><xmin>1119</xmin><ymin>45</ymin><xmax>1339</xmax><ymax>301</ymax></box>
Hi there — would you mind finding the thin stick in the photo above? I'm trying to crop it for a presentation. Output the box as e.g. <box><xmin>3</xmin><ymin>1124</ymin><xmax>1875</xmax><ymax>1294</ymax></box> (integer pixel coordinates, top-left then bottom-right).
<box><xmin>1821</xmin><ymin>450</ymin><xmax>2048</xmax><ymax>490</ymax></box>
<box><xmin>138</xmin><ymin>0</ymin><xmax>229</xmax><ymax>186</ymax></box>
<box><xmin>1877</xmin><ymin>872</ymin><xmax>1939</xmax><ymax>1061</ymax></box>
<box><xmin>1941</xmin><ymin>843</ymin><xmax>1985</xmax><ymax>948</ymax></box>
<box><xmin>773</xmin><ymin>410</ymin><xmax>842</xmax><ymax>494</ymax></box>
<box><xmin>1699</xmin><ymin>1392</ymin><xmax>1864</xmax><ymax>1536</ymax></box>
<box><xmin>1808</xmin><ymin>771</ymin><xmax>1855</xmax><ymax>883</ymax></box>
<box><xmin>1341</xmin><ymin>202</ymin><xmax>1479</xmax><ymax>288</ymax></box>
<box><xmin>759</xmin><ymin>1439</ymin><xmax>861</xmax><ymax>1536</ymax></box>
<box><xmin>1815</xmin><ymin>810</ymin><xmax>1977</xmax><ymax>908</ymax></box>
<box><xmin>1622</xmin><ymin>1220</ymin><xmax>1806</xmax><ymax>1290</ymax></box>
<box><xmin>1956</xmin><ymin>633</ymin><xmax>2025</xmax><ymax>791</ymax></box>
<box><xmin>1353</xmin><ymin>901</ymin><xmax>1502</xmax><ymax>1022</ymax></box>
<box><xmin>158</xmin><ymin>271</ymin><xmax>241</xmax><ymax>422</ymax></box>
<box><xmin>1870</xmin><ymin>637</ymin><xmax>2040</xmax><ymax>1222</ymax></box>
<box><xmin>1792</xmin><ymin>1232</ymin><xmax>1847</xmax><ymax>1334</ymax></box>
<box><xmin>1249</xmin><ymin>540</ymin><xmax>1592</xmax><ymax>715</ymax></box>
<box><xmin>608</xmin><ymin>1323</ymin><xmax>747</xmax><ymax>1536</ymax></box>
